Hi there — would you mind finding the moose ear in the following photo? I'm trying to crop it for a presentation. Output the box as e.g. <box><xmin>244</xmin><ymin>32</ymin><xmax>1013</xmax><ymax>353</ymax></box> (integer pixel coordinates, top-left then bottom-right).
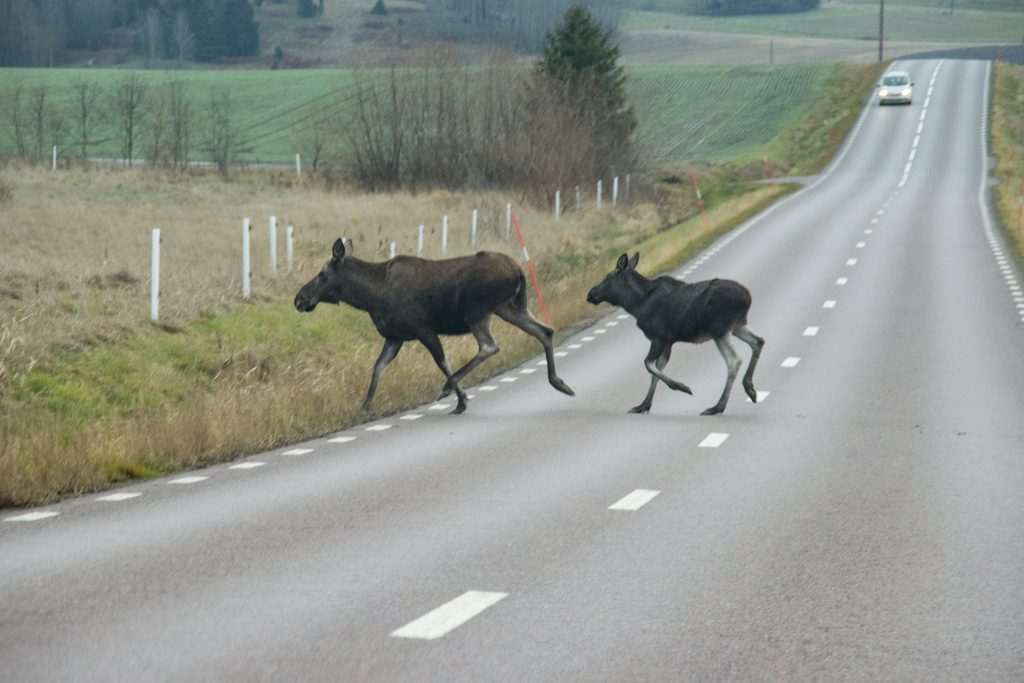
<box><xmin>332</xmin><ymin>238</ymin><xmax>347</xmax><ymax>261</ymax></box>
<box><xmin>615</xmin><ymin>253</ymin><xmax>629</xmax><ymax>272</ymax></box>
<box><xmin>628</xmin><ymin>252</ymin><xmax>640</xmax><ymax>270</ymax></box>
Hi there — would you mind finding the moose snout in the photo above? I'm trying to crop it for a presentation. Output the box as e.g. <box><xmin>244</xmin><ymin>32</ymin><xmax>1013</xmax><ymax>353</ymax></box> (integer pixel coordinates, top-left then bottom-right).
<box><xmin>586</xmin><ymin>287</ymin><xmax>602</xmax><ymax>305</ymax></box>
<box><xmin>294</xmin><ymin>293</ymin><xmax>317</xmax><ymax>312</ymax></box>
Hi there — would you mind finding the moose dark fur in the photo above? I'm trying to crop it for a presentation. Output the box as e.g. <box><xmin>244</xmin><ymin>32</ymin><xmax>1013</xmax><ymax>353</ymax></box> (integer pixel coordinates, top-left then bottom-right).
<box><xmin>587</xmin><ymin>252</ymin><xmax>765</xmax><ymax>415</ymax></box>
<box><xmin>295</xmin><ymin>238</ymin><xmax>575</xmax><ymax>414</ymax></box>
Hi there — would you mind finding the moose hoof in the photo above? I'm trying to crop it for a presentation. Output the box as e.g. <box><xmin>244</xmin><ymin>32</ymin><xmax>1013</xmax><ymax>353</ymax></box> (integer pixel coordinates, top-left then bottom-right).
<box><xmin>701</xmin><ymin>406</ymin><xmax>725</xmax><ymax>416</ymax></box>
<box><xmin>449</xmin><ymin>401</ymin><xmax>467</xmax><ymax>415</ymax></box>
<box><xmin>551</xmin><ymin>378</ymin><xmax>575</xmax><ymax>397</ymax></box>
<box><xmin>628</xmin><ymin>404</ymin><xmax>651</xmax><ymax>414</ymax></box>
<box><xmin>744</xmin><ymin>384</ymin><xmax>758</xmax><ymax>402</ymax></box>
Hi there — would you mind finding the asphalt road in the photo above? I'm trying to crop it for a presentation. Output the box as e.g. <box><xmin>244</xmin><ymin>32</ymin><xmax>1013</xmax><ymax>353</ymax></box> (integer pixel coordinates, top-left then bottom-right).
<box><xmin>3</xmin><ymin>59</ymin><xmax>1023</xmax><ymax>681</ymax></box>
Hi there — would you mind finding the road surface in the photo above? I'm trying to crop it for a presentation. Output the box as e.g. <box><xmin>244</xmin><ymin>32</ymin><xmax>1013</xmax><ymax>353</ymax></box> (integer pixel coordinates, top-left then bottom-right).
<box><xmin>3</xmin><ymin>59</ymin><xmax>1023</xmax><ymax>681</ymax></box>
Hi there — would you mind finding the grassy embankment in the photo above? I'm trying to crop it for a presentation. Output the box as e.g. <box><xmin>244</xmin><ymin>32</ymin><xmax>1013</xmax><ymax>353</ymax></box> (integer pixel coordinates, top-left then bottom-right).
<box><xmin>991</xmin><ymin>62</ymin><xmax>1024</xmax><ymax>260</ymax></box>
<box><xmin>0</xmin><ymin>62</ymin><xmax>878</xmax><ymax>507</ymax></box>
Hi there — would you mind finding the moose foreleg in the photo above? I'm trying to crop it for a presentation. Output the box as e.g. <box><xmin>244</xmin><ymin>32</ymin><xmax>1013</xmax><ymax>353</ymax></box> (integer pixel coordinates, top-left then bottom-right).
<box><xmin>702</xmin><ymin>336</ymin><xmax>742</xmax><ymax>415</ymax></box>
<box><xmin>643</xmin><ymin>339</ymin><xmax>692</xmax><ymax>397</ymax></box>
<box><xmin>630</xmin><ymin>345</ymin><xmax>671</xmax><ymax>413</ymax></box>
<box><xmin>417</xmin><ymin>333</ymin><xmax>470</xmax><ymax>414</ymax></box>
<box><xmin>440</xmin><ymin>320</ymin><xmax>500</xmax><ymax>399</ymax></box>
<box><xmin>733</xmin><ymin>325</ymin><xmax>765</xmax><ymax>402</ymax></box>
<box><xmin>364</xmin><ymin>338</ymin><xmax>404</xmax><ymax>412</ymax></box>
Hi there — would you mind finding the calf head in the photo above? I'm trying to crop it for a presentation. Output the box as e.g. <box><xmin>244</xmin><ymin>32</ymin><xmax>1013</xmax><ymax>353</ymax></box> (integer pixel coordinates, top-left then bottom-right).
<box><xmin>294</xmin><ymin>238</ymin><xmax>353</xmax><ymax>312</ymax></box>
<box><xmin>587</xmin><ymin>252</ymin><xmax>640</xmax><ymax>306</ymax></box>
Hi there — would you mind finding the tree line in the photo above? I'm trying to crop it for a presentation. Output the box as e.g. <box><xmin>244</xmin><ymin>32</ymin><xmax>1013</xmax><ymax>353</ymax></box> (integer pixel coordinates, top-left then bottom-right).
<box><xmin>0</xmin><ymin>0</ymin><xmax>259</xmax><ymax>67</ymax></box>
<box><xmin>1</xmin><ymin>72</ymin><xmax>251</xmax><ymax>174</ymax></box>
<box><xmin>2</xmin><ymin>5</ymin><xmax>635</xmax><ymax>199</ymax></box>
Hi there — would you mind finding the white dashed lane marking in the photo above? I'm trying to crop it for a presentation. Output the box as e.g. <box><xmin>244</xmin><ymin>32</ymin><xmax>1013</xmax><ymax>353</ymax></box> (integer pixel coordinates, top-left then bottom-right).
<box><xmin>400</xmin><ymin>414</ymin><xmax>423</xmax><ymax>420</ymax></box>
<box><xmin>97</xmin><ymin>492</ymin><xmax>143</xmax><ymax>501</ymax></box>
<box><xmin>836</xmin><ymin>277</ymin><xmax>848</xmax><ymax>286</ymax></box>
<box><xmin>803</xmin><ymin>327</ymin><xmax>820</xmax><ymax>336</ymax></box>
<box><xmin>391</xmin><ymin>591</ymin><xmax>508</xmax><ymax>640</ymax></box>
<box><xmin>365</xmin><ymin>424</ymin><xmax>393</xmax><ymax>432</ymax></box>
<box><xmin>229</xmin><ymin>462</ymin><xmax>265</xmax><ymax>470</ymax></box>
<box><xmin>846</xmin><ymin>258</ymin><xmax>858</xmax><ymax>266</ymax></box>
<box><xmin>168</xmin><ymin>476</ymin><xmax>207</xmax><ymax>485</ymax></box>
<box><xmin>698</xmin><ymin>433</ymin><xmax>729</xmax><ymax>448</ymax></box>
<box><xmin>608</xmin><ymin>489</ymin><xmax>660</xmax><ymax>511</ymax></box>
<box><xmin>328</xmin><ymin>436</ymin><xmax>356</xmax><ymax>444</ymax></box>
<box><xmin>4</xmin><ymin>511</ymin><xmax>60</xmax><ymax>522</ymax></box>
<box><xmin>781</xmin><ymin>357</ymin><xmax>801</xmax><ymax>368</ymax></box>
<box><xmin>823</xmin><ymin>300</ymin><xmax>837</xmax><ymax>309</ymax></box>
<box><xmin>282</xmin><ymin>448</ymin><xmax>314</xmax><ymax>456</ymax></box>
<box><xmin>745</xmin><ymin>391</ymin><xmax>770</xmax><ymax>403</ymax></box>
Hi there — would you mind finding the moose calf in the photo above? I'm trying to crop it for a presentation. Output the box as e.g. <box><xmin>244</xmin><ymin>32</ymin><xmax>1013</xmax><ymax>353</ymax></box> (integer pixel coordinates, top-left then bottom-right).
<box><xmin>587</xmin><ymin>252</ymin><xmax>764</xmax><ymax>415</ymax></box>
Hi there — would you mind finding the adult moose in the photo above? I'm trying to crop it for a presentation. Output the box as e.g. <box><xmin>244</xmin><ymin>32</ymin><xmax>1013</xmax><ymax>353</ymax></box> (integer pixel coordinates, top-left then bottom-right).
<box><xmin>587</xmin><ymin>252</ymin><xmax>765</xmax><ymax>415</ymax></box>
<box><xmin>295</xmin><ymin>238</ymin><xmax>575</xmax><ymax>414</ymax></box>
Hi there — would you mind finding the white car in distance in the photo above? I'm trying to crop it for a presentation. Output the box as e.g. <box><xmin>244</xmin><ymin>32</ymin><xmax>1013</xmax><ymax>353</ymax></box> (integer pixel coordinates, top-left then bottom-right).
<box><xmin>878</xmin><ymin>70</ymin><xmax>913</xmax><ymax>105</ymax></box>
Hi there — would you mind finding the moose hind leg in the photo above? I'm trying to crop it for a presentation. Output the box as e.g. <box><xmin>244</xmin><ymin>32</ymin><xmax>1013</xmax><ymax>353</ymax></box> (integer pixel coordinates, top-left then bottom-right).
<box><xmin>630</xmin><ymin>345</ymin><xmax>671</xmax><ymax>413</ymax></box>
<box><xmin>703</xmin><ymin>336</ymin><xmax>742</xmax><ymax>415</ymax></box>
<box><xmin>418</xmin><ymin>333</ymin><xmax>469</xmax><ymax>414</ymax></box>
<box><xmin>496</xmin><ymin>302</ymin><xmax>574</xmax><ymax>397</ymax></box>
<box><xmin>364</xmin><ymin>338</ymin><xmax>404</xmax><ymax>412</ymax></box>
<box><xmin>734</xmin><ymin>325</ymin><xmax>765</xmax><ymax>402</ymax></box>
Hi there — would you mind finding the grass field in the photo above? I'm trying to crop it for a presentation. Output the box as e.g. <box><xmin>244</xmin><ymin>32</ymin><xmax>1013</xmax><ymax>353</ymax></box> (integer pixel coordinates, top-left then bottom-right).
<box><xmin>0</xmin><ymin>62</ymin><xmax>837</xmax><ymax>165</ymax></box>
<box><xmin>624</xmin><ymin>3</ymin><xmax>1024</xmax><ymax>44</ymax></box>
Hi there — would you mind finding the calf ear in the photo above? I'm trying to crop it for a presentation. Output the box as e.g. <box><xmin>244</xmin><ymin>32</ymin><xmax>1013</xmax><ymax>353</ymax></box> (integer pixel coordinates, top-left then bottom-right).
<box><xmin>628</xmin><ymin>252</ymin><xmax>640</xmax><ymax>270</ymax></box>
<box><xmin>332</xmin><ymin>238</ymin><xmax>347</xmax><ymax>261</ymax></box>
<box><xmin>616</xmin><ymin>253</ymin><xmax>629</xmax><ymax>272</ymax></box>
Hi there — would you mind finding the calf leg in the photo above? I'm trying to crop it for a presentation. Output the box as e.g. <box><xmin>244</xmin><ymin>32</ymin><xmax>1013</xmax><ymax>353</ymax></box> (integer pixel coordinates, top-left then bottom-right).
<box><xmin>495</xmin><ymin>302</ymin><xmax>574</xmax><ymax>397</ymax></box>
<box><xmin>630</xmin><ymin>345</ymin><xmax>671</xmax><ymax>413</ymax></box>
<box><xmin>644</xmin><ymin>338</ymin><xmax>693</xmax><ymax>397</ymax></box>
<box><xmin>418</xmin><ymin>333</ymin><xmax>470</xmax><ymax>414</ymax></box>
<box><xmin>733</xmin><ymin>325</ymin><xmax>765</xmax><ymax>402</ymax></box>
<box><xmin>702</xmin><ymin>336</ymin><xmax>742</xmax><ymax>415</ymax></box>
<box><xmin>363</xmin><ymin>338</ymin><xmax>404</xmax><ymax>412</ymax></box>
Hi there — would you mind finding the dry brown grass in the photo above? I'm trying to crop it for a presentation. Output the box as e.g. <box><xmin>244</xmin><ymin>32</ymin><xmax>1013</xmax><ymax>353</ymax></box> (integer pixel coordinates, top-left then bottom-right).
<box><xmin>0</xmin><ymin>162</ymin><xmax>700</xmax><ymax>506</ymax></box>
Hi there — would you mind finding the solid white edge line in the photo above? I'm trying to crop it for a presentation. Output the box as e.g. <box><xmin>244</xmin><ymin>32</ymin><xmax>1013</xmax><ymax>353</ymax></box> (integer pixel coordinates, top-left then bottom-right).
<box><xmin>391</xmin><ymin>591</ymin><xmax>508</xmax><ymax>640</ymax></box>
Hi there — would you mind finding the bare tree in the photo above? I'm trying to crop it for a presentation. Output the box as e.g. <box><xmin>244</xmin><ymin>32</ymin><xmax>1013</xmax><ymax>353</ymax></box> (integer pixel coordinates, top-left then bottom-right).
<box><xmin>68</xmin><ymin>78</ymin><xmax>101</xmax><ymax>160</ymax></box>
<box><xmin>110</xmin><ymin>72</ymin><xmax>148</xmax><ymax>166</ymax></box>
<box><xmin>166</xmin><ymin>79</ymin><xmax>193</xmax><ymax>169</ymax></box>
<box><xmin>1</xmin><ymin>78</ymin><xmax>28</xmax><ymax>157</ymax></box>
<box><xmin>202</xmin><ymin>89</ymin><xmax>249</xmax><ymax>176</ymax></box>
<box><xmin>172</xmin><ymin>11</ymin><xmax>194</xmax><ymax>64</ymax></box>
<box><xmin>142</xmin><ymin>8</ymin><xmax>163</xmax><ymax>66</ymax></box>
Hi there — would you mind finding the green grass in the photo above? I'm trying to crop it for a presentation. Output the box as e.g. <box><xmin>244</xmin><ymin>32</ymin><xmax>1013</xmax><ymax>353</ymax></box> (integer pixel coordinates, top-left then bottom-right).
<box><xmin>1</xmin><ymin>63</ymin><xmax>838</xmax><ymax>165</ymax></box>
<box><xmin>628</xmin><ymin>62</ymin><xmax>834</xmax><ymax>162</ymax></box>
<box><xmin>624</xmin><ymin>4</ymin><xmax>1024</xmax><ymax>44</ymax></box>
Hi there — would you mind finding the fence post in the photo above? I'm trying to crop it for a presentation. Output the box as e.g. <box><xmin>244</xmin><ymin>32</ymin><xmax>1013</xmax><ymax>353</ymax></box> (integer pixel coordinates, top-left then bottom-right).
<box><xmin>596</xmin><ymin>180</ymin><xmax>603</xmax><ymax>210</ymax></box>
<box><xmin>690</xmin><ymin>168</ymin><xmax>709</xmax><ymax>233</ymax></box>
<box><xmin>150</xmin><ymin>228</ymin><xmax>160</xmax><ymax>322</ymax></box>
<box><xmin>269</xmin><ymin>215</ymin><xmax>278</xmax><ymax>276</ymax></box>
<box><xmin>505</xmin><ymin>202</ymin><xmax>512</xmax><ymax>240</ymax></box>
<box><xmin>287</xmin><ymin>225</ymin><xmax>294</xmax><ymax>273</ymax></box>
<box><xmin>52</xmin><ymin>145</ymin><xmax>57</xmax><ymax>171</ymax></box>
<box><xmin>471</xmin><ymin>209</ymin><xmax>478</xmax><ymax>248</ymax></box>
<box><xmin>442</xmin><ymin>215</ymin><xmax>449</xmax><ymax>255</ymax></box>
<box><xmin>575</xmin><ymin>185</ymin><xmax>581</xmax><ymax>209</ymax></box>
<box><xmin>242</xmin><ymin>217</ymin><xmax>252</xmax><ymax>300</ymax></box>
<box><xmin>555</xmin><ymin>190</ymin><xmax>561</xmax><ymax>220</ymax></box>
<box><xmin>510</xmin><ymin>212</ymin><xmax>551</xmax><ymax>326</ymax></box>
<box><xmin>418</xmin><ymin>224</ymin><xmax>425</xmax><ymax>257</ymax></box>
<box><xmin>295</xmin><ymin>154</ymin><xmax>301</xmax><ymax>177</ymax></box>
<box><xmin>390</xmin><ymin>241</ymin><xmax>397</xmax><ymax>259</ymax></box>
<box><xmin>626</xmin><ymin>173</ymin><xmax>631</xmax><ymax>202</ymax></box>
<box><xmin>612</xmin><ymin>176</ymin><xmax>619</xmax><ymax>206</ymax></box>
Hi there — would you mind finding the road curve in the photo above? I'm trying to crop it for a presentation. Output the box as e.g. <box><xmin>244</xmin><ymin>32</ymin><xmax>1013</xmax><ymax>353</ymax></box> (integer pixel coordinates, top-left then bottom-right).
<box><xmin>2</xmin><ymin>59</ymin><xmax>1023</xmax><ymax>681</ymax></box>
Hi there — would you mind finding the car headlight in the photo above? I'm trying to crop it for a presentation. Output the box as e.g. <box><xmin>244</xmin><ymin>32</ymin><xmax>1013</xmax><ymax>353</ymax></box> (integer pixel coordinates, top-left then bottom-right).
<box><xmin>879</xmin><ymin>89</ymin><xmax>890</xmax><ymax>97</ymax></box>
<box><xmin>901</xmin><ymin>88</ymin><xmax>912</xmax><ymax>97</ymax></box>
